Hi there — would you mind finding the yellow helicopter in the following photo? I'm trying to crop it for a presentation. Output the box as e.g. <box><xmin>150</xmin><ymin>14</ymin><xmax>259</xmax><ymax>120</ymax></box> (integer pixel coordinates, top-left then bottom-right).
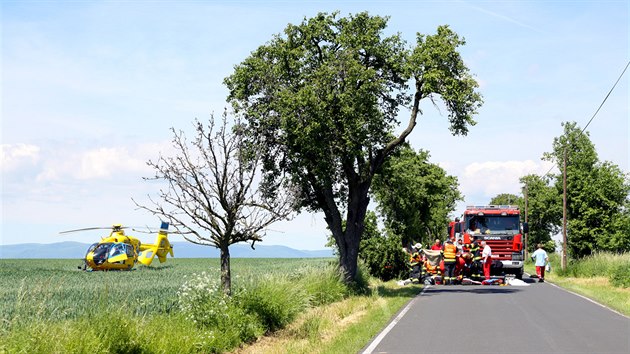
<box><xmin>60</xmin><ymin>221</ymin><xmax>174</xmax><ymax>271</ymax></box>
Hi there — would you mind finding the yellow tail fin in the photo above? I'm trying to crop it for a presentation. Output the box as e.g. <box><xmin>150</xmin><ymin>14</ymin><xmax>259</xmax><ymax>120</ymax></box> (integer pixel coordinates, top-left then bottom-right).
<box><xmin>138</xmin><ymin>222</ymin><xmax>174</xmax><ymax>266</ymax></box>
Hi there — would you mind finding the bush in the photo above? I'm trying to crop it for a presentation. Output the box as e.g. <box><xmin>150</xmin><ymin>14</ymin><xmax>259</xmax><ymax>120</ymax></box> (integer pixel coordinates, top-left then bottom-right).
<box><xmin>235</xmin><ymin>275</ymin><xmax>309</xmax><ymax>332</ymax></box>
<box><xmin>177</xmin><ymin>272</ymin><xmax>229</xmax><ymax>328</ymax></box>
<box><xmin>299</xmin><ymin>265</ymin><xmax>348</xmax><ymax>306</ymax></box>
<box><xmin>609</xmin><ymin>263</ymin><xmax>630</xmax><ymax>288</ymax></box>
<box><xmin>359</xmin><ymin>232</ymin><xmax>408</xmax><ymax>281</ymax></box>
<box><xmin>557</xmin><ymin>252</ymin><xmax>629</xmax><ymax>278</ymax></box>
<box><xmin>346</xmin><ymin>261</ymin><xmax>372</xmax><ymax>296</ymax></box>
<box><xmin>177</xmin><ymin>272</ymin><xmax>265</xmax><ymax>349</ymax></box>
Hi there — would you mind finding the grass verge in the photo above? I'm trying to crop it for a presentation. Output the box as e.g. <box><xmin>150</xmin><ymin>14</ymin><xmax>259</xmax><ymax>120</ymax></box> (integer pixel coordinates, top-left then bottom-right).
<box><xmin>524</xmin><ymin>253</ymin><xmax>630</xmax><ymax>317</ymax></box>
<box><xmin>230</xmin><ymin>281</ymin><xmax>422</xmax><ymax>354</ymax></box>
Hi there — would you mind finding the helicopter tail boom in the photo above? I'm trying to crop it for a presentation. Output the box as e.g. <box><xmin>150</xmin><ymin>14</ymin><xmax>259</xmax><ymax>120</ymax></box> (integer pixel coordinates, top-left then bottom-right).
<box><xmin>138</xmin><ymin>222</ymin><xmax>174</xmax><ymax>266</ymax></box>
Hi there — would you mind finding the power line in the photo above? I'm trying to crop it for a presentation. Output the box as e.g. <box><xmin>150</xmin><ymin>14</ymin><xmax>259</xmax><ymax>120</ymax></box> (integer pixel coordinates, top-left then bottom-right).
<box><xmin>581</xmin><ymin>60</ymin><xmax>630</xmax><ymax>135</ymax></box>
<box><xmin>543</xmin><ymin>60</ymin><xmax>630</xmax><ymax>177</ymax></box>
<box><xmin>543</xmin><ymin>60</ymin><xmax>629</xmax><ymax>270</ymax></box>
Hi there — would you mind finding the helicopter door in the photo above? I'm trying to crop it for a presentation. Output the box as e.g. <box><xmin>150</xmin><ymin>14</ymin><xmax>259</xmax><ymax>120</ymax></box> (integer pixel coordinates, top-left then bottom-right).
<box><xmin>107</xmin><ymin>244</ymin><xmax>129</xmax><ymax>264</ymax></box>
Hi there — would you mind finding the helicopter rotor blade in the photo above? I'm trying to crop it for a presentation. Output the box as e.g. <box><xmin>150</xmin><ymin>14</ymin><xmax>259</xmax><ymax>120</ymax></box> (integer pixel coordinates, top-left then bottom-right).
<box><xmin>59</xmin><ymin>226</ymin><xmax>130</xmax><ymax>234</ymax></box>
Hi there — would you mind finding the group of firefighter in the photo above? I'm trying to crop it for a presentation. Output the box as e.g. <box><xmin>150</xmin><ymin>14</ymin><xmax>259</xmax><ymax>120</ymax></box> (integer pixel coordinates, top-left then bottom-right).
<box><xmin>406</xmin><ymin>237</ymin><xmax>490</xmax><ymax>285</ymax></box>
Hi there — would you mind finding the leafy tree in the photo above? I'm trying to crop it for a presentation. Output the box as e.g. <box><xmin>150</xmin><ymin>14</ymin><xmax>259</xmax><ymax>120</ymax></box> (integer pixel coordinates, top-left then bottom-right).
<box><xmin>489</xmin><ymin>193</ymin><xmax>523</xmax><ymax>207</ymax></box>
<box><xmin>519</xmin><ymin>174</ymin><xmax>561</xmax><ymax>252</ymax></box>
<box><xmin>225</xmin><ymin>12</ymin><xmax>482</xmax><ymax>282</ymax></box>
<box><xmin>607</xmin><ymin>199</ymin><xmax>630</xmax><ymax>252</ymax></box>
<box><xmin>325</xmin><ymin>211</ymin><xmax>408</xmax><ymax>281</ymax></box>
<box><xmin>357</xmin><ymin>211</ymin><xmax>408</xmax><ymax>281</ymax></box>
<box><xmin>591</xmin><ymin>162</ymin><xmax>630</xmax><ymax>252</ymax></box>
<box><xmin>136</xmin><ymin>112</ymin><xmax>295</xmax><ymax>295</ymax></box>
<box><xmin>544</xmin><ymin>122</ymin><xmax>630</xmax><ymax>258</ymax></box>
<box><xmin>372</xmin><ymin>145</ymin><xmax>461</xmax><ymax>247</ymax></box>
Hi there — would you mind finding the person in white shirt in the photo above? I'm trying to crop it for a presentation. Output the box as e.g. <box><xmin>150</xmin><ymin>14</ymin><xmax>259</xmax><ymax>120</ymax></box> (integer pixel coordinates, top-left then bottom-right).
<box><xmin>531</xmin><ymin>244</ymin><xmax>549</xmax><ymax>282</ymax></box>
<box><xmin>481</xmin><ymin>240</ymin><xmax>492</xmax><ymax>280</ymax></box>
<box><xmin>455</xmin><ymin>238</ymin><xmax>464</xmax><ymax>255</ymax></box>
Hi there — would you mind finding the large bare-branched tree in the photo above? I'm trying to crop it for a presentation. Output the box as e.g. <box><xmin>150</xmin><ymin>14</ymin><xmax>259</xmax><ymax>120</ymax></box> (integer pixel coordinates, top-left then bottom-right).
<box><xmin>136</xmin><ymin>111</ymin><xmax>295</xmax><ymax>295</ymax></box>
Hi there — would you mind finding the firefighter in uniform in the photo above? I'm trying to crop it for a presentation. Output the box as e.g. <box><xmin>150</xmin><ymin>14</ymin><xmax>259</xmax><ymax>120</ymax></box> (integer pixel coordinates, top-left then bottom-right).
<box><xmin>423</xmin><ymin>257</ymin><xmax>442</xmax><ymax>278</ymax></box>
<box><xmin>468</xmin><ymin>238</ymin><xmax>483</xmax><ymax>281</ymax></box>
<box><xmin>408</xmin><ymin>243</ymin><xmax>423</xmax><ymax>282</ymax></box>
<box><xmin>441</xmin><ymin>239</ymin><xmax>458</xmax><ymax>285</ymax></box>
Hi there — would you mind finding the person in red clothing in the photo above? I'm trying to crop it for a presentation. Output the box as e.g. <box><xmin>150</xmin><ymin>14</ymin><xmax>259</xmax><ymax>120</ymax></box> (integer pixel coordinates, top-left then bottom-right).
<box><xmin>480</xmin><ymin>240</ymin><xmax>492</xmax><ymax>280</ymax></box>
<box><xmin>431</xmin><ymin>239</ymin><xmax>442</xmax><ymax>251</ymax></box>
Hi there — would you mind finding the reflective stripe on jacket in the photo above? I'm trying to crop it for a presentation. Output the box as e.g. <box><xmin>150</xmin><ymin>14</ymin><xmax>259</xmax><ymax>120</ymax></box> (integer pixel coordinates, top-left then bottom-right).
<box><xmin>410</xmin><ymin>252</ymin><xmax>422</xmax><ymax>266</ymax></box>
<box><xmin>442</xmin><ymin>244</ymin><xmax>457</xmax><ymax>262</ymax></box>
<box><xmin>470</xmin><ymin>243</ymin><xmax>481</xmax><ymax>261</ymax></box>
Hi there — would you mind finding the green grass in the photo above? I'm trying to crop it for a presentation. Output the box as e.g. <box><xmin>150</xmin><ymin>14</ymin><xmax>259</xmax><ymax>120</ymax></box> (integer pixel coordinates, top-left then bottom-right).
<box><xmin>0</xmin><ymin>258</ymin><xmax>338</xmax><ymax>353</ymax></box>
<box><xmin>0</xmin><ymin>258</ymin><xmax>331</xmax><ymax>323</ymax></box>
<box><xmin>0</xmin><ymin>258</ymin><xmax>422</xmax><ymax>353</ymax></box>
<box><xmin>233</xmin><ymin>280</ymin><xmax>423</xmax><ymax>354</ymax></box>
<box><xmin>525</xmin><ymin>252</ymin><xmax>630</xmax><ymax>317</ymax></box>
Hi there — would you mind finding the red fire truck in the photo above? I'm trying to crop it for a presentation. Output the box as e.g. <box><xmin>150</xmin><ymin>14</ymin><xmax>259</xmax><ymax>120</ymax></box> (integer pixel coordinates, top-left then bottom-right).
<box><xmin>449</xmin><ymin>205</ymin><xmax>529</xmax><ymax>279</ymax></box>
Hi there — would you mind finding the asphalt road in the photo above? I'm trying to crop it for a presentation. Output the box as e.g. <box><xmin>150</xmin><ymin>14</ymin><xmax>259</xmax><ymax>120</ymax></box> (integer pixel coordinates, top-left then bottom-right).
<box><xmin>362</xmin><ymin>277</ymin><xmax>630</xmax><ymax>354</ymax></box>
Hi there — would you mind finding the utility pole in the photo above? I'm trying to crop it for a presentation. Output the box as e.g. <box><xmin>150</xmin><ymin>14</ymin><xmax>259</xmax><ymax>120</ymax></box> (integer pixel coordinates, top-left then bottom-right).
<box><xmin>524</xmin><ymin>184</ymin><xmax>529</xmax><ymax>259</ymax></box>
<box><xmin>562</xmin><ymin>149</ymin><xmax>568</xmax><ymax>270</ymax></box>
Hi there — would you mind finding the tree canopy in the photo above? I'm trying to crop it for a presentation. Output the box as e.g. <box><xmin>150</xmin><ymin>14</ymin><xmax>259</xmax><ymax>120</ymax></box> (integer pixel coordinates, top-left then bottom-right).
<box><xmin>489</xmin><ymin>193</ymin><xmax>523</xmax><ymax>206</ymax></box>
<box><xmin>225</xmin><ymin>11</ymin><xmax>482</xmax><ymax>281</ymax></box>
<box><xmin>372</xmin><ymin>145</ymin><xmax>461</xmax><ymax>247</ymax></box>
<box><xmin>543</xmin><ymin>122</ymin><xmax>629</xmax><ymax>257</ymax></box>
<box><xmin>518</xmin><ymin>175</ymin><xmax>560</xmax><ymax>252</ymax></box>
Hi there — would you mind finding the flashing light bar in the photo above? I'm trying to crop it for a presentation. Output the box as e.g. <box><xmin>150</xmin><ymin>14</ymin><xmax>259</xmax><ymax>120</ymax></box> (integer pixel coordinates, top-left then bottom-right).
<box><xmin>466</xmin><ymin>205</ymin><xmax>519</xmax><ymax>210</ymax></box>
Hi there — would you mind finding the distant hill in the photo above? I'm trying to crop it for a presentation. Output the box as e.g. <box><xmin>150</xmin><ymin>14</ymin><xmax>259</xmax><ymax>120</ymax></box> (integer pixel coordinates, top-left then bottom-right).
<box><xmin>0</xmin><ymin>241</ymin><xmax>334</xmax><ymax>259</ymax></box>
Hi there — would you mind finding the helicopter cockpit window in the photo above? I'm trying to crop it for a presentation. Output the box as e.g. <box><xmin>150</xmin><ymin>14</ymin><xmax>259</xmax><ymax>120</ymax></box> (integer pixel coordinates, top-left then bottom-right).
<box><xmin>108</xmin><ymin>243</ymin><xmax>125</xmax><ymax>258</ymax></box>
<box><xmin>92</xmin><ymin>243</ymin><xmax>113</xmax><ymax>265</ymax></box>
<box><xmin>85</xmin><ymin>243</ymin><xmax>99</xmax><ymax>257</ymax></box>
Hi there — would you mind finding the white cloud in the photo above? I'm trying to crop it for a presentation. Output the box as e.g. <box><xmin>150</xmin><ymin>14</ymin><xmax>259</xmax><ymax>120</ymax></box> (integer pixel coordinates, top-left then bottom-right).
<box><xmin>460</xmin><ymin>159</ymin><xmax>555</xmax><ymax>199</ymax></box>
<box><xmin>35</xmin><ymin>142</ymin><xmax>167</xmax><ymax>182</ymax></box>
<box><xmin>77</xmin><ymin>147</ymin><xmax>145</xmax><ymax>180</ymax></box>
<box><xmin>0</xmin><ymin>143</ymin><xmax>40</xmax><ymax>172</ymax></box>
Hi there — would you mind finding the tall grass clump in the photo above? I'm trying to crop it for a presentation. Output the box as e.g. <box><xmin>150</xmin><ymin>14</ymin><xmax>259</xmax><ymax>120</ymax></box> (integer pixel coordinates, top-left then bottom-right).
<box><xmin>556</xmin><ymin>252</ymin><xmax>630</xmax><ymax>279</ymax></box>
<box><xmin>175</xmin><ymin>265</ymin><xmax>357</xmax><ymax>351</ymax></box>
<box><xmin>610</xmin><ymin>262</ymin><xmax>630</xmax><ymax>288</ymax></box>
<box><xmin>297</xmin><ymin>264</ymin><xmax>348</xmax><ymax>306</ymax></box>
<box><xmin>235</xmin><ymin>274</ymin><xmax>309</xmax><ymax>332</ymax></box>
<box><xmin>347</xmin><ymin>261</ymin><xmax>372</xmax><ymax>296</ymax></box>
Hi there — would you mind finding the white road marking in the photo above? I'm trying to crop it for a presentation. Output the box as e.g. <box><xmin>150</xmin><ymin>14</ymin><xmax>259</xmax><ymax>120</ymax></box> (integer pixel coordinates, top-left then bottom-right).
<box><xmin>363</xmin><ymin>275</ymin><xmax>628</xmax><ymax>354</ymax></box>
<box><xmin>526</xmin><ymin>272</ymin><xmax>630</xmax><ymax>320</ymax></box>
<box><xmin>361</xmin><ymin>285</ymin><xmax>432</xmax><ymax>354</ymax></box>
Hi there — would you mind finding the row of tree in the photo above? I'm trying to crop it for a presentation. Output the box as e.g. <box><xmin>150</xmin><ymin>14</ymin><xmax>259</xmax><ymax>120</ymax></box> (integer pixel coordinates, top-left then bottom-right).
<box><xmin>137</xmin><ymin>12</ymin><xmax>627</xmax><ymax>293</ymax></box>
<box><xmin>491</xmin><ymin>122</ymin><xmax>630</xmax><ymax>258</ymax></box>
<box><xmin>360</xmin><ymin>120</ymin><xmax>630</xmax><ymax>281</ymax></box>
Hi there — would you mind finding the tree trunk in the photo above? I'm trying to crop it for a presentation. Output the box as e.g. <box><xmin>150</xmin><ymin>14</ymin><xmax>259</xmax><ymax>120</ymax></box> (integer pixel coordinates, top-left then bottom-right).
<box><xmin>219</xmin><ymin>244</ymin><xmax>231</xmax><ymax>296</ymax></box>
<box><xmin>337</xmin><ymin>180</ymin><xmax>371</xmax><ymax>283</ymax></box>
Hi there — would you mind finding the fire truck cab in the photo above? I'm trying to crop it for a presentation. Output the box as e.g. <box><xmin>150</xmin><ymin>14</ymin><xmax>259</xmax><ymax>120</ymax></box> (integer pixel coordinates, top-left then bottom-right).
<box><xmin>450</xmin><ymin>205</ymin><xmax>528</xmax><ymax>279</ymax></box>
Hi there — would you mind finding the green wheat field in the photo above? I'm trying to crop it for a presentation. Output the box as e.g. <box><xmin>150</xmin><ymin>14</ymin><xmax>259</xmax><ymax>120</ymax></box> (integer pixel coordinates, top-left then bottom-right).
<box><xmin>0</xmin><ymin>257</ymin><xmax>336</xmax><ymax>353</ymax></box>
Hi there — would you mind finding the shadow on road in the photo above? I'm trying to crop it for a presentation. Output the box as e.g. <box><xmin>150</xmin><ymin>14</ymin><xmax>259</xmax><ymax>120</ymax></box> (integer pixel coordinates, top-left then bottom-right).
<box><xmin>521</xmin><ymin>277</ymin><xmax>538</xmax><ymax>284</ymax></box>
<box><xmin>421</xmin><ymin>285</ymin><xmax>523</xmax><ymax>295</ymax></box>
<box><xmin>380</xmin><ymin>277</ymin><xmax>541</xmax><ymax>298</ymax></box>
<box><xmin>375</xmin><ymin>284</ymin><xmax>424</xmax><ymax>298</ymax></box>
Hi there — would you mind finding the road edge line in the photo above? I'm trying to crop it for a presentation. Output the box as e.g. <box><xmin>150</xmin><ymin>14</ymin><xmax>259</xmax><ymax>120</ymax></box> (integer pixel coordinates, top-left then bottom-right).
<box><xmin>360</xmin><ymin>285</ymin><xmax>432</xmax><ymax>354</ymax></box>
<box><xmin>526</xmin><ymin>272</ymin><xmax>630</xmax><ymax>320</ymax></box>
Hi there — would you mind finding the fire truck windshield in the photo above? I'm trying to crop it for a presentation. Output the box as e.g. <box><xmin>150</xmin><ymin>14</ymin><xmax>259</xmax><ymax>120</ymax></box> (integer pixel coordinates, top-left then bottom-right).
<box><xmin>465</xmin><ymin>215</ymin><xmax>520</xmax><ymax>234</ymax></box>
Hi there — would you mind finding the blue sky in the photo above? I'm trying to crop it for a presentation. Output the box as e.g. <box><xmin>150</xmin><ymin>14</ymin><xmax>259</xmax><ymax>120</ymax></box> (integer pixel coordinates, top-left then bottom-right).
<box><xmin>2</xmin><ymin>1</ymin><xmax>628</xmax><ymax>250</ymax></box>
